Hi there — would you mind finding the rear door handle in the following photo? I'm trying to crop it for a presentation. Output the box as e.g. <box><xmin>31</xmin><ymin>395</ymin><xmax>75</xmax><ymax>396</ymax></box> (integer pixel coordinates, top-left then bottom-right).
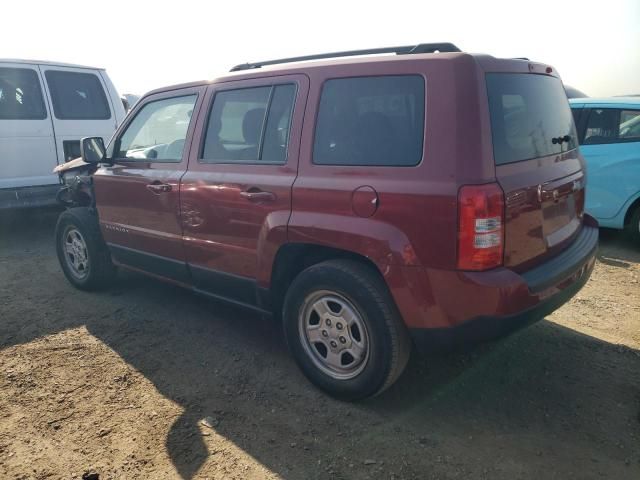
<box><xmin>240</xmin><ymin>188</ymin><xmax>275</xmax><ymax>202</ymax></box>
<box><xmin>146</xmin><ymin>182</ymin><xmax>172</xmax><ymax>194</ymax></box>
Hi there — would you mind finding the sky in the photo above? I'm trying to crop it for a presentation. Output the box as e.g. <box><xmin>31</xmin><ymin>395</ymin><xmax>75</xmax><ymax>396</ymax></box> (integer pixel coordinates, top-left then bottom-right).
<box><xmin>2</xmin><ymin>0</ymin><xmax>639</xmax><ymax>98</ymax></box>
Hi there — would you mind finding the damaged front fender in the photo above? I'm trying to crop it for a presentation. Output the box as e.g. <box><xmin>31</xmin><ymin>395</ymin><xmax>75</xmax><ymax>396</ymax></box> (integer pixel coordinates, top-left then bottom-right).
<box><xmin>54</xmin><ymin>158</ymin><xmax>97</xmax><ymax>208</ymax></box>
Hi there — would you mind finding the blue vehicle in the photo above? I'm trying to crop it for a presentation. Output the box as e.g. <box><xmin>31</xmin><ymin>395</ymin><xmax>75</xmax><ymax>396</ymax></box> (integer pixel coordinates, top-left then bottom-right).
<box><xmin>570</xmin><ymin>98</ymin><xmax>640</xmax><ymax>242</ymax></box>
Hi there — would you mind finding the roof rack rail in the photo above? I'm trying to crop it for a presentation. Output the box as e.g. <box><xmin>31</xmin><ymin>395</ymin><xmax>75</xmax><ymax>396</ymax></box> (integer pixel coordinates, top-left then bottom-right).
<box><xmin>230</xmin><ymin>43</ymin><xmax>461</xmax><ymax>72</ymax></box>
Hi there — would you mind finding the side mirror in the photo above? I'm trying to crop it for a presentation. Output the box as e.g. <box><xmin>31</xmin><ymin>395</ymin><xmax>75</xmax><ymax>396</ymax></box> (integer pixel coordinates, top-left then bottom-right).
<box><xmin>80</xmin><ymin>137</ymin><xmax>107</xmax><ymax>163</ymax></box>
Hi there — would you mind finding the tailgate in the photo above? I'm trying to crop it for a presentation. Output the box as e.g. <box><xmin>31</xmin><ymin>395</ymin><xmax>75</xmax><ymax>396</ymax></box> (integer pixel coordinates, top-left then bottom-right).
<box><xmin>486</xmin><ymin>72</ymin><xmax>585</xmax><ymax>271</ymax></box>
<box><xmin>497</xmin><ymin>152</ymin><xmax>585</xmax><ymax>270</ymax></box>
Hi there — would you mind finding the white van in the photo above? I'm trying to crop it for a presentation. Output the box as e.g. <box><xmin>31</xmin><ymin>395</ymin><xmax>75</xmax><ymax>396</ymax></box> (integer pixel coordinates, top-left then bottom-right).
<box><xmin>0</xmin><ymin>59</ymin><xmax>125</xmax><ymax>208</ymax></box>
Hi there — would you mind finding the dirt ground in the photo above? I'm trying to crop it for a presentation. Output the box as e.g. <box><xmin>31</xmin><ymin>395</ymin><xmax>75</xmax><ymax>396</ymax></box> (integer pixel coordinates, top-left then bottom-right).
<box><xmin>0</xmin><ymin>208</ymin><xmax>638</xmax><ymax>480</ymax></box>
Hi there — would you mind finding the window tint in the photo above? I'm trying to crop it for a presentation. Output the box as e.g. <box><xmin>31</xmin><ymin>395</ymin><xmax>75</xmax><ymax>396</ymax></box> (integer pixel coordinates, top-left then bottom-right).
<box><xmin>583</xmin><ymin>109</ymin><xmax>619</xmax><ymax>144</ymax></box>
<box><xmin>618</xmin><ymin>110</ymin><xmax>640</xmax><ymax>141</ymax></box>
<box><xmin>486</xmin><ymin>73</ymin><xmax>577</xmax><ymax>165</ymax></box>
<box><xmin>45</xmin><ymin>71</ymin><xmax>110</xmax><ymax>120</ymax></box>
<box><xmin>0</xmin><ymin>67</ymin><xmax>46</xmax><ymax>120</ymax></box>
<box><xmin>201</xmin><ymin>84</ymin><xmax>296</xmax><ymax>163</ymax></box>
<box><xmin>571</xmin><ymin>107</ymin><xmax>582</xmax><ymax>126</ymax></box>
<box><xmin>116</xmin><ymin>95</ymin><xmax>197</xmax><ymax>162</ymax></box>
<box><xmin>313</xmin><ymin>76</ymin><xmax>425</xmax><ymax>166</ymax></box>
<box><xmin>261</xmin><ymin>85</ymin><xmax>296</xmax><ymax>163</ymax></box>
<box><xmin>583</xmin><ymin>109</ymin><xmax>640</xmax><ymax>144</ymax></box>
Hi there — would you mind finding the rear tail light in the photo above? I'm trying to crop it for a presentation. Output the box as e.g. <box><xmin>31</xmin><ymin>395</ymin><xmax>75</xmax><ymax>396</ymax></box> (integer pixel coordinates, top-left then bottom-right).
<box><xmin>457</xmin><ymin>183</ymin><xmax>505</xmax><ymax>271</ymax></box>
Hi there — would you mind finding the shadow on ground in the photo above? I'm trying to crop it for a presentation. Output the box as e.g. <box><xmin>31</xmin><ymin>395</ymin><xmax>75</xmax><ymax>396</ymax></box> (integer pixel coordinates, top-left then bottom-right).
<box><xmin>1</xmin><ymin>209</ymin><xmax>639</xmax><ymax>479</ymax></box>
<box><xmin>597</xmin><ymin>228</ymin><xmax>640</xmax><ymax>267</ymax></box>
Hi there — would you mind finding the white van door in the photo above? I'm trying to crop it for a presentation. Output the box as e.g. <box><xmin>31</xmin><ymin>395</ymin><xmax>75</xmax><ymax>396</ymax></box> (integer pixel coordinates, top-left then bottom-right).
<box><xmin>39</xmin><ymin>65</ymin><xmax>120</xmax><ymax>165</ymax></box>
<box><xmin>0</xmin><ymin>62</ymin><xmax>58</xmax><ymax>189</ymax></box>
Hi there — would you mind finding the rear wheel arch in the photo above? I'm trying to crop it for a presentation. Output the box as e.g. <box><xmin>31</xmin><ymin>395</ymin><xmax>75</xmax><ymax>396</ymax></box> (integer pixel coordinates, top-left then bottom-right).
<box><xmin>269</xmin><ymin>243</ymin><xmax>387</xmax><ymax>318</ymax></box>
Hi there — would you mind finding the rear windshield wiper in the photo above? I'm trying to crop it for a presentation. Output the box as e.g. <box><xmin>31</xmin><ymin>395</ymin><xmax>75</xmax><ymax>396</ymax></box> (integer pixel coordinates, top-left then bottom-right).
<box><xmin>551</xmin><ymin>135</ymin><xmax>572</xmax><ymax>145</ymax></box>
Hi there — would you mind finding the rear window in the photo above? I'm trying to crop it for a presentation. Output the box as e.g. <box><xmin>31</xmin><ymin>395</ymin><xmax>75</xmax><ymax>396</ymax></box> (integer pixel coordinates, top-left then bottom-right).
<box><xmin>45</xmin><ymin>70</ymin><xmax>111</xmax><ymax>120</ymax></box>
<box><xmin>313</xmin><ymin>75</ymin><xmax>425</xmax><ymax>166</ymax></box>
<box><xmin>486</xmin><ymin>73</ymin><xmax>577</xmax><ymax>165</ymax></box>
<box><xmin>0</xmin><ymin>67</ymin><xmax>47</xmax><ymax>120</ymax></box>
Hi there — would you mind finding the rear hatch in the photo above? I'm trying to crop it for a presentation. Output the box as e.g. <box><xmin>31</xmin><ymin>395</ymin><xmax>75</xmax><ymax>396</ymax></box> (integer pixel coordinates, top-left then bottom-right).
<box><xmin>486</xmin><ymin>72</ymin><xmax>585</xmax><ymax>271</ymax></box>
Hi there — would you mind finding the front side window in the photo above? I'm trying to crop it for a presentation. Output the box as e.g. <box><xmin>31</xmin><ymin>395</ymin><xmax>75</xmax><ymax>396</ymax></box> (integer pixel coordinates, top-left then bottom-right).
<box><xmin>618</xmin><ymin>109</ymin><xmax>640</xmax><ymax>141</ymax></box>
<box><xmin>116</xmin><ymin>95</ymin><xmax>197</xmax><ymax>162</ymax></box>
<box><xmin>486</xmin><ymin>73</ymin><xmax>577</xmax><ymax>164</ymax></box>
<box><xmin>313</xmin><ymin>75</ymin><xmax>425</xmax><ymax>166</ymax></box>
<box><xmin>584</xmin><ymin>108</ymin><xmax>640</xmax><ymax>144</ymax></box>
<box><xmin>45</xmin><ymin>71</ymin><xmax>110</xmax><ymax>120</ymax></box>
<box><xmin>201</xmin><ymin>84</ymin><xmax>296</xmax><ymax>164</ymax></box>
<box><xmin>0</xmin><ymin>67</ymin><xmax>47</xmax><ymax>120</ymax></box>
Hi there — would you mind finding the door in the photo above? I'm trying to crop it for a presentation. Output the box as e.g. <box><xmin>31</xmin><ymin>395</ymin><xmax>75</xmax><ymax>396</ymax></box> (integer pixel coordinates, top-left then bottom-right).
<box><xmin>40</xmin><ymin>65</ymin><xmax>121</xmax><ymax>165</ymax></box>
<box><xmin>0</xmin><ymin>63</ymin><xmax>57</xmax><ymax>189</ymax></box>
<box><xmin>181</xmin><ymin>75</ymin><xmax>308</xmax><ymax>306</ymax></box>
<box><xmin>579</xmin><ymin>107</ymin><xmax>640</xmax><ymax>219</ymax></box>
<box><xmin>93</xmin><ymin>87</ymin><xmax>205</xmax><ymax>283</ymax></box>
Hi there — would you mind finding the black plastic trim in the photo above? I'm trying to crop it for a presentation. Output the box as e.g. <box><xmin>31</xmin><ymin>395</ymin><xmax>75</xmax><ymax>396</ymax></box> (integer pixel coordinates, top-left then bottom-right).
<box><xmin>107</xmin><ymin>243</ymin><xmax>190</xmax><ymax>283</ymax></box>
<box><xmin>230</xmin><ymin>43</ymin><xmax>461</xmax><ymax>71</ymax></box>
<box><xmin>0</xmin><ymin>184</ymin><xmax>61</xmax><ymax>209</ymax></box>
<box><xmin>522</xmin><ymin>224</ymin><xmax>598</xmax><ymax>293</ymax></box>
<box><xmin>190</xmin><ymin>264</ymin><xmax>257</xmax><ymax>306</ymax></box>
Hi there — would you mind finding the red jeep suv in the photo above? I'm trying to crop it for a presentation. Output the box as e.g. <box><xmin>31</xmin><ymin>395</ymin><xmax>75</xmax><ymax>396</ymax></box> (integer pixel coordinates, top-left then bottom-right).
<box><xmin>55</xmin><ymin>43</ymin><xmax>598</xmax><ymax>400</ymax></box>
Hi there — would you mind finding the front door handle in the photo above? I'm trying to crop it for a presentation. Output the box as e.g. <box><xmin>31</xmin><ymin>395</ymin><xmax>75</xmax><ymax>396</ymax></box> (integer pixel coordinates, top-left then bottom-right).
<box><xmin>240</xmin><ymin>188</ymin><xmax>275</xmax><ymax>202</ymax></box>
<box><xmin>146</xmin><ymin>182</ymin><xmax>172</xmax><ymax>194</ymax></box>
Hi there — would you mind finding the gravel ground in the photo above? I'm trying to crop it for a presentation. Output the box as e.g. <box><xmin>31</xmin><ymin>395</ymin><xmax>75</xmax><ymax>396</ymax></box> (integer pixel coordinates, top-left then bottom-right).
<box><xmin>0</xmin><ymin>208</ymin><xmax>638</xmax><ymax>480</ymax></box>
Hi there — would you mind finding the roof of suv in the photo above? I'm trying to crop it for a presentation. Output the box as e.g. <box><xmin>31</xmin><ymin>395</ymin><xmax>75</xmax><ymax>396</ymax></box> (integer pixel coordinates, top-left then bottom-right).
<box><xmin>0</xmin><ymin>58</ymin><xmax>105</xmax><ymax>70</ymax></box>
<box><xmin>569</xmin><ymin>97</ymin><xmax>640</xmax><ymax>106</ymax></box>
<box><xmin>145</xmin><ymin>51</ymin><xmax>471</xmax><ymax>96</ymax></box>
<box><xmin>144</xmin><ymin>44</ymin><xmax>556</xmax><ymax>97</ymax></box>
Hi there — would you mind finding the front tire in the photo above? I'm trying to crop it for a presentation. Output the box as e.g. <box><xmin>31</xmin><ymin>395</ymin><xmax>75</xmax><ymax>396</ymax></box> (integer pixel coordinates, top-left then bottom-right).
<box><xmin>283</xmin><ymin>259</ymin><xmax>411</xmax><ymax>401</ymax></box>
<box><xmin>55</xmin><ymin>208</ymin><xmax>115</xmax><ymax>291</ymax></box>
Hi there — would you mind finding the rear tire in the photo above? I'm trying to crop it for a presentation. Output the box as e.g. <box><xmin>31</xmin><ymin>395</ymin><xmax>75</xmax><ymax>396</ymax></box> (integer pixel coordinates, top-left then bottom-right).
<box><xmin>625</xmin><ymin>206</ymin><xmax>640</xmax><ymax>244</ymax></box>
<box><xmin>55</xmin><ymin>207</ymin><xmax>116</xmax><ymax>291</ymax></box>
<box><xmin>283</xmin><ymin>259</ymin><xmax>411</xmax><ymax>401</ymax></box>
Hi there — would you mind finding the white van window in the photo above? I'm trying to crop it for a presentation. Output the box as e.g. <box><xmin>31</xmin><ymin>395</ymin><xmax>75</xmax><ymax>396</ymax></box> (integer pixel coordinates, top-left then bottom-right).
<box><xmin>116</xmin><ymin>95</ymin><xmax>197</xmax><ymax>162</ymax></box>
<box><xmin>0</xmin><ymin>67</ymin><xmax>47</xmax><ymax>120</ymax></box>
<box><xmin>45</xmin><ymin>70</ymin><xmax>110</xmax><ymax>120</ymax></box>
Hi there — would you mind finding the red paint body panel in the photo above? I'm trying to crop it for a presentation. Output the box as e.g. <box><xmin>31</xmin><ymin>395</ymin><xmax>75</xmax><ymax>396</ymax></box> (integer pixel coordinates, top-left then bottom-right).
<box><xmin>383</xmin><ymin>253</ymin><xmax>595</xmax><ymax>330</ymax></box>
<box><xmin>497</xmin><ymin>150</ymin><xmax>586</xmax><ymax>271</ymax></box>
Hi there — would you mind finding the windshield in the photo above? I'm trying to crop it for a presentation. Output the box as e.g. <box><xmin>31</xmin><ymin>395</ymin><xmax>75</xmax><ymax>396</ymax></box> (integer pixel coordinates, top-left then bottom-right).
<box><xmin>486</xmin><ymin>73</ymin><xmax>578</xmax><ymax>165</ymax></box>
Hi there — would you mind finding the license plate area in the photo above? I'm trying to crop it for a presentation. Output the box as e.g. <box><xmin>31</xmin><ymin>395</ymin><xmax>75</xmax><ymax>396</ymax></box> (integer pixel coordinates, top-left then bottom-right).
<box><xmin>541</xmin><ymin>172</ymin><xmax>583</xmax><ymax>248</ymax></box>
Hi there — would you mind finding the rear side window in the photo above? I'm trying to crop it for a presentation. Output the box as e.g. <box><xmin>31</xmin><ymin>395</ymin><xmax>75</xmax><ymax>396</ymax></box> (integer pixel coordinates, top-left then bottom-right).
<box><xmin>115</xmin><ymin>95</ymin><xmax>197</xmax><ymax>162</ymax></box>
<box><xmin>45</xmin><ymin>70</ymin><xmax>110</xmax><ymax>120</ymax></box>
<box><xmin>0</xmin><ymin>67</ymin><xmax>46</xmax><ymax>120</ymax></box>
<box><xmin>313</xmin><ymin>75</ymin><xmax>425</xmax><ymax>166</ymax></box>
<box><xmin>201</xmin><ymin>84</ymin><xmax>296</xmax><ymax>164</ymax></box>
<box><xmin>486</xmin><ymin>73</ymin><xmax>577</xmax><ymax>165</ymax></box>
<box><xmin>584</xmin><ymin>108</ymin><xmax>640</xmax><ymax>144</ymax></box>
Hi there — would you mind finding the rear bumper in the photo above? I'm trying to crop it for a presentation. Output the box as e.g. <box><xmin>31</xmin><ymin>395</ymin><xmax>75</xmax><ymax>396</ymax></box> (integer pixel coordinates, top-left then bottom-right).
<box><xmin>409</xmin><ymin>254</ymin><xmax>594</xmax><ymax>352</ymax></box>
<box><xmin>385</xmin><ymin>218</ymin><xmax>599</xmax><ymax>352</ymax></box>
<box><xmin>0</xmin><ymin>184</ymin><xmax>61</xmax><ymax>209</ymax></box>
